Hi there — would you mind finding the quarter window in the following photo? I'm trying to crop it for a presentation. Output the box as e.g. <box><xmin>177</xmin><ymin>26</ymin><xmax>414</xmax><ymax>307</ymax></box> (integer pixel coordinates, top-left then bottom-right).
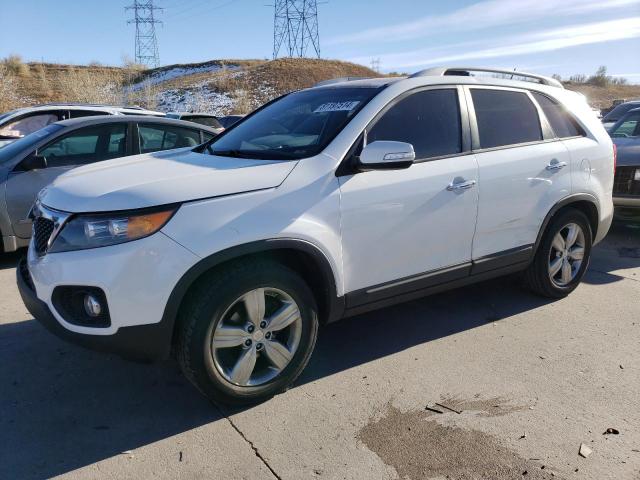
<box><xmin>367</xmin><ymin>89</ymin><xmax>462</xmax><ymax>159</ymax></box>
<box><xmin>532</xmin><ymin>92</ymin><xmax>583</xmax><ymax>138</ymax></box>
<box><xmin>471</xmin><ymin>89</ymin><xmax>542</xmax><ymax>149</ymax></box>
<box><xmin>138</xmin><ymin>124</ymin><xmax>202</xmax><ymax>153</ymax></box>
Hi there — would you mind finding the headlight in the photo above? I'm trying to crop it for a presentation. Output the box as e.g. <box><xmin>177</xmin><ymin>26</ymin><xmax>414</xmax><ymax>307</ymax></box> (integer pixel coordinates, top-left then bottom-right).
<box><xmin>49</xmin><ymin>206</ymin><xmax>177</xmax><ymax>253</ymax></box>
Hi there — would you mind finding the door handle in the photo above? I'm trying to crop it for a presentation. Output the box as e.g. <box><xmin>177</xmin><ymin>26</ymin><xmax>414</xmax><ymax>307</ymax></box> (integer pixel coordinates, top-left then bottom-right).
<box><xmin>447</xmin><ymin>179</ymin><xmax>476</xmax><ymax>191</ymax></box>
<box><xmin>546</xmin><ymin>160</ymin><xmax>567</xmax><ymax>171</ymax></box>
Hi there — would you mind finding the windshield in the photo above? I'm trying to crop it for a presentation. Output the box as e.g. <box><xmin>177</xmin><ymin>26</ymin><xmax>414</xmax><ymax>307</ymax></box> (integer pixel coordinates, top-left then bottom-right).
<box><xmin>0</xmin><ymin>124</ymin><xmax>64</xmax><ymax>164</ymax></box>
<box><xmin>0</xmin><ymin>109</ymin><xmax>23</xmax><ymax>123</ymax></box>
<box><xmin>604</xmin><ymin>103</ymin><xmax>640</xmax><ymax>122</ymax></box>
<box><xmin>610</xmin><ymin>111</ymin><xmax>640</xmax><ymax>138</ymax></box>
<box><xmin>207</xmin><ymin>87</ymin><xmax>381</xmax><ymax>160</ymax></box>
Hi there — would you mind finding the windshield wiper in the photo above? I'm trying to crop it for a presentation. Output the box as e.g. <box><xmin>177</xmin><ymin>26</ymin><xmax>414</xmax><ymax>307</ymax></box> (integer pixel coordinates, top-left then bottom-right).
<box><xmin>210</xmin><ymin>148</ymin><xmax>298</xmax><ymax>160</ymax></box>
<box><xmin>210</xmin><ymin>149</ymin><xmax>244</xmax><ymax>158</ymax></box>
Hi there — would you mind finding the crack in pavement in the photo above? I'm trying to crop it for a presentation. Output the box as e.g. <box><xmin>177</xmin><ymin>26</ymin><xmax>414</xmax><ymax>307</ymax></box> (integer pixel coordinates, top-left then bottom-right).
<box><xmin>213</xmin><ymin>403</ymin><xmax>283</xmax><ymax>480</ymax></box>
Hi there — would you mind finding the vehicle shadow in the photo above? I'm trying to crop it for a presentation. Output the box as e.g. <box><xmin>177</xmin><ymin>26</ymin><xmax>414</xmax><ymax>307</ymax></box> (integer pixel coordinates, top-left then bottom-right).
<box><xmin>582</xmin><ymin>221</ymin><xmax>640</xmax><ymax>284</ymax></box>
<box><xmin>0</xmin><ymin>224</ymin><xmax>635</xmax><ymax>479</ymax></box>
<box><xmin>0</xmin><ymin>250</ymin><xmax>24</xmax><ymax>270</ymax></box>
<box><xmin>0</xmin><ymin>273</ymin><xmax>554</xmax><ymax>480</ymax></box>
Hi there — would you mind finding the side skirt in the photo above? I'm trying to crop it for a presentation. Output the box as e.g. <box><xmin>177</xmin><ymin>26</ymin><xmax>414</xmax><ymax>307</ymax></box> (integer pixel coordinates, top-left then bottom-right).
<box><xmin>342</xmin><ymin>245</ymin><xmax>533</xmax><ymax>318</ymax></box>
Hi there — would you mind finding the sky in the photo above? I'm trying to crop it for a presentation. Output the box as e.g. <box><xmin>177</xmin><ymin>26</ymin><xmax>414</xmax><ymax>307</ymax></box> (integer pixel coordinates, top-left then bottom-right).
<box><xmin>1</xmin><ymin>0</ymin><xmax>639</xmax><ymax>82</ymax></box>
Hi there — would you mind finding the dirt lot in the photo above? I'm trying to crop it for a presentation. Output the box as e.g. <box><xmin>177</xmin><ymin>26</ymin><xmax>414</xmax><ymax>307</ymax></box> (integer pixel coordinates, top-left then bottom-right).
<box><xmin>0</xmin><ymin>223</ymin><xmax>639</xmax><ymax>480</ymax></box>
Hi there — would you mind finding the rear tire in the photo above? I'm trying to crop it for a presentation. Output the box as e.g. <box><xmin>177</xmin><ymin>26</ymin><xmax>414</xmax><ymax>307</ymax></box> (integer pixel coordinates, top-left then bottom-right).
<box><xmin>176</xmin><ymin>258</ymin><xmax>318</xmax><ymax>405</ymax></box>
<box><xmin>524</xmin><ymin>208</ymin><xmax>592</xmax><ymax>298</ymax></box>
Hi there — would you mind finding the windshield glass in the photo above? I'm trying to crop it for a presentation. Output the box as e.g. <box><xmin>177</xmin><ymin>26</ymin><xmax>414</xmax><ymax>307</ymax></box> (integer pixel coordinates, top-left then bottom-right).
<box><xmin>0</xmin><ymin>109</ymin><xmax>22</xmax><ymax>123</ymax></box>
<box><xmin>0</xmin><ymin>124</ymin><xmax>64</xmax><ymax>164</ymax></box>
<box><xmin>604</xmin><ymin>103</ymin><xmax>640</xmax><ymax>122</ymax></box>
<box><xmin>611</xmin><ymin>111</ymin><xmax>640</xmax><ymax>138</ymax></box>
<box><xmin>207</xmin><ymin>87</ymin><xmax>380</xmax><ymax>160</ymax></box>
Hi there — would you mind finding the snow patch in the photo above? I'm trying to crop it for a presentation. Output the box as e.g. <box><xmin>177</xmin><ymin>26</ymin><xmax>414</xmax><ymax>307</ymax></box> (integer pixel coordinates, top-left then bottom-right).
<box><xmin>129</xmin><ymin>63</ymin><xmax>239</xmax><ymax>90</ymax></box>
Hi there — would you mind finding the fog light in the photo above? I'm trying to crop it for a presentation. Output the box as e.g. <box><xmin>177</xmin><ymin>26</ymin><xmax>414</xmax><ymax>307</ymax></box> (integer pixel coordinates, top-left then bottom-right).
<box><xmin>84</xmin><ymin>294</ymin><xmax>103</xmax><ymax>317</ymax></box>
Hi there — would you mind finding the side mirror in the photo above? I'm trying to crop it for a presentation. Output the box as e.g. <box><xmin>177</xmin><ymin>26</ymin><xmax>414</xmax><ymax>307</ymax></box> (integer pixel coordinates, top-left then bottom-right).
<box><xmin>358</xmin><ymin>141</ymin><xmax>415</xmax><ymax>170</ymax></box>
<box><xmin>22</xmin><ymin>153</ymin><xmax>48</xmax><ymax>171</ymax></box>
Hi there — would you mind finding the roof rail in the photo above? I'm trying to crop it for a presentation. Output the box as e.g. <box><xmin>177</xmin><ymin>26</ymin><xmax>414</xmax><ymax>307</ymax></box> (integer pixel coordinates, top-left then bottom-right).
<box><xmin>409</xmin><ymin>67</ymin><xmax>564</xmax><ymax>88</ymax></box>
<box><xmin>35</xmin><ymin>102</ymin><xmax>150</xmax><ymax>109</ymax></box>
<box><xmin>314</xmin><ymin>76</ymin><xmax>372</xmax><ymax>87</ymax></box>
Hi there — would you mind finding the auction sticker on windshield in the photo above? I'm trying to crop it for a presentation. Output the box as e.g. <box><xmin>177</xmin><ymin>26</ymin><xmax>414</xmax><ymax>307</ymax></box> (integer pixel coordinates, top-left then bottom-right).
<box><xmin>314</xmin><ymin>101</ymin><xmax>360</xmax><ymax>113</ymax></box>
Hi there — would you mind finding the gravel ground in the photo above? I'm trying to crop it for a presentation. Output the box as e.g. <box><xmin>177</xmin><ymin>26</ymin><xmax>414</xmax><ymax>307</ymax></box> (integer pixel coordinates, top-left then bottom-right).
<box><xmin>0</xmin><ymin>223</ymin><xmax>638</xmax><ymax>480</ymax></box>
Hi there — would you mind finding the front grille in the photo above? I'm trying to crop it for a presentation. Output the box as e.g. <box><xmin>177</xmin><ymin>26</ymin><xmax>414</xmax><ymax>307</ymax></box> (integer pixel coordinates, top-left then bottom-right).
<box><xmin>33</xmin><ymin>217</ymin><xmax>55</xmax><ymax>255</ymax></box>
<box><xmin>613</xmin><ymin>166</ymin><xmax>640</xmax><ymax>196</ymax></box>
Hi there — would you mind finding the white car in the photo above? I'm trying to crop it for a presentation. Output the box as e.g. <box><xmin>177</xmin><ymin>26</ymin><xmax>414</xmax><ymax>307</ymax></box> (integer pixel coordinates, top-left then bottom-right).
<box><xmin>18</xmin><ymin>67</ymin><xmax>614</xmax><ymax>405</ymax></box>
<box><xmin>0</xmin><ymin>103</ymin><xmax>164</xmax><ymax>148</ymax></box>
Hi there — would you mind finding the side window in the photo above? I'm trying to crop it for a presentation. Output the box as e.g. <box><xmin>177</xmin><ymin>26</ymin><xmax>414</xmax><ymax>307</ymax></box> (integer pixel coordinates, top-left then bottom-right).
<box><xmin>202</xmin><ymin>131</ymin><xmax>215</xmax><ymax>142</ymax></box>
<box><xmin>185</xmin><ymin>116</ymin><xmax>223</xmax><ymax>129</ymax></box>
<box><xmin>532</xmin><ymin>92</ymin><xmax>584</xmax><ymax>138</ymax></box>
<box><xmin>367</xmin><ymin>89</ymin><xmax>462</xmax><ymax>159</ymax></box>
<box><xmin>0</xmin><ymin>113</ymin><xmax>59</xmax><ymax>138</ymax></box>
<box><xmin>138</xmin><ymin>124</ymin><xmax>202</xmax><ymax>153</ymax></box>
<box><xmin>471</xmin><ymin>89</ymin><xmax>542</xmax><ymax>149</ymax></box>
<box><xmin>39</xmin><ymin>123</ymin><xmax>128</xmax><ymax>167</ymax></box>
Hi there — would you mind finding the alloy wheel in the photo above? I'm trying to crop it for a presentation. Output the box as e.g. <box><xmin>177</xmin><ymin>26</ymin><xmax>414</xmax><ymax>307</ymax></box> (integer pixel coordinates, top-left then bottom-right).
<box><xmin>211</xmin><ymin>288</ymin><xmax>302</xmax><ymax>387</ymax></box>
<box><xmin>548</xmin><ymin>222</ymin><xmax>586</xmax><ymax>287</ymax></box>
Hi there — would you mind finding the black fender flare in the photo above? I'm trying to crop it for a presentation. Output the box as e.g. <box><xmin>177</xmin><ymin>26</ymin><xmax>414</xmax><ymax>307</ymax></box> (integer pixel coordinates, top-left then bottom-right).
<box><xmin>156</xmin><ymin>238</ymin><xmax>344</xmax><ymax>357</ymax></box>
<box><xmin>533</xmin><ymin>193</ymin><xmax>600</xmax><ymax>254</ymax></box>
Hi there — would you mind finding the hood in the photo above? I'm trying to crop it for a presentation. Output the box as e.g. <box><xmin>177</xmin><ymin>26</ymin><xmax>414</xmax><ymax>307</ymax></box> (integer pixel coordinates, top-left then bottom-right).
<box><xmin>40</xmin><ymin>148</ymin><xmax>298</xmax><ymax>213</ymax></box>
<box><xmin>613</xmin><ymin>137</ymin><xmax>640</xmax><ymax>167</ymax></box>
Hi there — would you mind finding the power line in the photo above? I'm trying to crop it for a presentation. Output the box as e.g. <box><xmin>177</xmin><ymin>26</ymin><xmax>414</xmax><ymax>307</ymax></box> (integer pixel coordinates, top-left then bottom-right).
<box><xmin>273</xmin><ymin>0</ymin><xmax>321</xmax><ymax>59</ymax></box>
<box><xmin>126</xmin><ymin>0</ymin><xmax>163</xmax><ymax>68</ymax></box>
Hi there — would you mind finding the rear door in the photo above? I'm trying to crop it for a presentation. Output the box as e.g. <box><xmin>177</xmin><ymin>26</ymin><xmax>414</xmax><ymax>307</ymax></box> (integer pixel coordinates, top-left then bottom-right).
<box><xmin>467</xmin><ymin>87</ymin><xmax>572</xmax><ymax>263</ymax></box>
<box><xmin>5</xmin><ymin>122</ymin><xmax>129</xmax><ymax>238</ymax></box>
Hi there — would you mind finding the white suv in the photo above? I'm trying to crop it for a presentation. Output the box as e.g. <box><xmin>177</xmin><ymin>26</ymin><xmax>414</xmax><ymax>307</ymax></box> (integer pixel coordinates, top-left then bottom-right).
<box><xmin>18</xmin><ymin>67</ymin><xmax>614</xmax><ymax>404</ymax></box>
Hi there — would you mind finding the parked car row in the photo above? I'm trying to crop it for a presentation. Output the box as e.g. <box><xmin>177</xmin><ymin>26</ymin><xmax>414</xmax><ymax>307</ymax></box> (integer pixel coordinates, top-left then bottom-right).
<box><xmin>17</xmin><ymin>66</ymin><xmax>614</xmax><ymax>405</ymax></box>
<box><xmin>0</xmin><ymin>103</ymin><xmax>240</xmax><ymax>148</ymax></box>
<box><xmin>0</xmin><ymin>116</ymin><xmax>219</xmax><ymax>252</ymax></box>
<box><xmin>608</xmin><ymin>104</ymin><xmax>640</xmax><ymax>217</ymax></box>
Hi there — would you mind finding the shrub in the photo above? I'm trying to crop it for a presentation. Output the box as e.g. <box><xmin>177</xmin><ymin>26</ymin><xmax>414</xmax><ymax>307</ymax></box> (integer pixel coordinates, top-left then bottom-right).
<box><xmin>2</xmin><ymin>54</ymin><xmax>30</xmax><ymax>76</ymax></box>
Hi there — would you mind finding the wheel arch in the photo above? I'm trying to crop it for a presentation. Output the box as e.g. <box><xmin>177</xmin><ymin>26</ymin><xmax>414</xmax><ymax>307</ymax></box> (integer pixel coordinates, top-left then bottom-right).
<box><xmin>534</xmin><ymin>194</ymin><xmax>600</xmax><ymax>254</ymax></box>
<box><xmin>162</xmin><ymin>239</ymin><xmax>345</xmax><ymax>353</ymax></box>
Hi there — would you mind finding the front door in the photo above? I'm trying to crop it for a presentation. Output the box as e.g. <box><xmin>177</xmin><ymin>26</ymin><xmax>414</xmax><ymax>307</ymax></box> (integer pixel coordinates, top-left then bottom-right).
<box><xmin>338</xmin><ymin>87</ymin><xmax>479</xmax><ymax>305</ymax></box>
<box><xmin>5</xmin><ymin>123</ymin><xmax>128</xmax><ymax>238</ymax></box>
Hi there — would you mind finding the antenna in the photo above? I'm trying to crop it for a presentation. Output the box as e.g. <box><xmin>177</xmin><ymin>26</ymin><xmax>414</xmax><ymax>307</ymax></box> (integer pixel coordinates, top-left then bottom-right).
<box><xmin>273</xmin><ymin>0</ymin><xmax>321</xmax><ymax>59</ymax></box>
<box><xmin>126</xmin><ymin>0</ymin><xmax>162</xmax><ymax>68</ymax></box>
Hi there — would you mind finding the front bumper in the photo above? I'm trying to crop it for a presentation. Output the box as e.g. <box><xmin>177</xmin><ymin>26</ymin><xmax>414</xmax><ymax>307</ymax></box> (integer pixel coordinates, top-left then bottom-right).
<box><xmin>19</xmin><ymin>231</ymin><xmax>199</xmax><ymax>361</ymax></box>
<box><xmin>18</xmin><ymin>259</ymin><xmax>173</xmax><ymax>361</ymax></box>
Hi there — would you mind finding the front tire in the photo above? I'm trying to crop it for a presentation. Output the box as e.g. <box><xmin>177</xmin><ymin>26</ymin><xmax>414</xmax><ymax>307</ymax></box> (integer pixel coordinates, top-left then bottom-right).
<box><xmin>524</xmin><ymin>208</ymin><xmax>592</xmax><ymax>298</ymax></box>
<box><xmin>176</xmin><ymin>259</ymin><xmax>318</xmax><ymax>405</ymax></box>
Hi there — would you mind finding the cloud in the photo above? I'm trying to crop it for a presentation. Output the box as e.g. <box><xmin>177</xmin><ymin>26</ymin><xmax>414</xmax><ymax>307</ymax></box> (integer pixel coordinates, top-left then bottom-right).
<box><xmin>347</xmin><ymin>17</ymin><xmax>640</xmax><ymax>70</ymax></box>
<box><xmin>327</xmin><ymin>0</ymin><xmax>640</xmax><ymax>46</ymax></box>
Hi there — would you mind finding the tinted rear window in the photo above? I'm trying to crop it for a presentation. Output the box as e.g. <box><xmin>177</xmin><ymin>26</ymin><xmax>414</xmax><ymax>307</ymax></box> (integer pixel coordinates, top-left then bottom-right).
<box><xmin>471</xmin><ymin>89</ymin><xmax>542</xmax><ymax>149</ymax></box>
<box><xmin>532</xmin><ymin>92</ymin><xmax>583</xmax><ymax>138</ymax></box>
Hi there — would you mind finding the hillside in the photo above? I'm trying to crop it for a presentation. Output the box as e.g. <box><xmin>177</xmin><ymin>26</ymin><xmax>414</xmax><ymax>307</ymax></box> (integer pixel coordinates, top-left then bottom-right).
<box><xmin>0</xmin><ymin>58</ymin><xmax>381</xmax><ymax>115</ymax></box>
<box><xmin>1</xmin><ymin>57</ymin><xmax>639</xmax><ymax>115</ymax></box>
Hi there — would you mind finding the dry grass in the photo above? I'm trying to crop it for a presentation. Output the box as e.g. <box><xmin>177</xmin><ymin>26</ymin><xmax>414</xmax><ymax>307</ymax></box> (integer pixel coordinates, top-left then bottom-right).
<box><xmin>565</xmin><ymin>83</ymin><xmax>640</xmax><ymax>109</ymax></box>
<box><xmin>3</xmin><ymin>58</ymin><xmax>638</xmax><ymax>116</ymax></box>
